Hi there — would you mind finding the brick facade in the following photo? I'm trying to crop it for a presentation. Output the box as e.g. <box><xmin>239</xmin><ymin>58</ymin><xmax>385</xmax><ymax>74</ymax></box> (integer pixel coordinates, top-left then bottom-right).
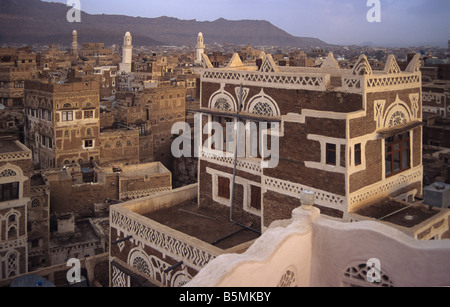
<box><xmin>196</xmin><ymin>52</ymin><xmax>425</xmax><ymax>228</ymax></box>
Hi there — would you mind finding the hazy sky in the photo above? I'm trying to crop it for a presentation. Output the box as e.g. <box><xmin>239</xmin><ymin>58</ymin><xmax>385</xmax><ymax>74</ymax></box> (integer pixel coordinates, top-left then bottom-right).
<box><xmin>45</xmin><ymin>0</ymin><xmax>450</xmax><ymax>47</ymax></box>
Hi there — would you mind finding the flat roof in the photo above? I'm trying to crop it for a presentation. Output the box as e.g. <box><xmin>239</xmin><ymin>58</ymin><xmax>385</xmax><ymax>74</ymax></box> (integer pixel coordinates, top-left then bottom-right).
<box><xmin>0</xmin><ymin>139</ymin><xmax>28</xmax><ymax>154</ymax></box>
<box><xmin>143</xmin><ymin>200</ymin><xmax>260</xmax><ymax>250</ymax></box>
<box><xmin>354</xmin><ymin>199</ymin><xmax>439</xmax><ymax>229</ymax></box>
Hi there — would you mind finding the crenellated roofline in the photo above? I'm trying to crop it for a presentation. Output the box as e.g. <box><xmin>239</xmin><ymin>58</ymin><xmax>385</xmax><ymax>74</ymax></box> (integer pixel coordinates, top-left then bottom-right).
<box><xmin>200</xmin><ymin>52</ymin><xmax>422</xmax><ymax>93</ymax></box>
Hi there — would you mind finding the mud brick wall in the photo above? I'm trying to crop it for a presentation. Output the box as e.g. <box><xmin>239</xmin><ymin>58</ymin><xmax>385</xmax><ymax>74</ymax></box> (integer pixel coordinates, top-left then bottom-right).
<box><xmin>99</xmin><ymin>129</ymin><xmax>140</xmax><ymax>166</ymax></box>
<box><xmin>198</xmin><ymin>159</ymin><xmax>262</xmax><ymax>229</ymax></box>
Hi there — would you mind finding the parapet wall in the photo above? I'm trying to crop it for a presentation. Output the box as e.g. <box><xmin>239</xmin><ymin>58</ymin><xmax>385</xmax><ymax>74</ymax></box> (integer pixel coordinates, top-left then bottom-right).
<box><xmin>187</xmin><ymin>205</ymin><xmax>450</xmax><ymax>287</ymax></box>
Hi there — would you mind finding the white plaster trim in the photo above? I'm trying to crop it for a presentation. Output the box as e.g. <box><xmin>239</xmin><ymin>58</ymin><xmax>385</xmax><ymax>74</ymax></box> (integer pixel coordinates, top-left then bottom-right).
<box><xmin>305</xmin><ymin>135</ymin><xmax>346</xmax><ymax>174</ymax></box>
<box><xmin>206</xmin><ymin>166</ymin><xmax>262</xmax><ymax>216</ymax></box>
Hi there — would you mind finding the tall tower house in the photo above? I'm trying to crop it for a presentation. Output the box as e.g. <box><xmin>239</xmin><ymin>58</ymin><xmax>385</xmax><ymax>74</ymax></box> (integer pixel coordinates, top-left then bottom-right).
<box><xmin>72</xmin><ymin>30</ymin><xmax>78</xmax><ymax>57</ymax></box>
<box><xmin>120</xmin><ymin>32</ymin><xmax>133</xmax><ymax>73</ymax></box>
<box><xmin>195</xmin><ymin>32</ymin><xmax>205</xmax><ymax>65</ymax></box>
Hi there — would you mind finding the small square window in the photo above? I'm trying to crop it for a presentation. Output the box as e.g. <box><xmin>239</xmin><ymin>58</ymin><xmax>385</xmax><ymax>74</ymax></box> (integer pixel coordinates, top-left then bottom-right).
<box><xmin>84</xmin><ymin>140</ymin><xmax>94</xmax><ymax>148</ymax></box>
<box><xmin>84</xmin><ymin>111</ymin><xmax>94</xmax><ymax>119</ymax></box>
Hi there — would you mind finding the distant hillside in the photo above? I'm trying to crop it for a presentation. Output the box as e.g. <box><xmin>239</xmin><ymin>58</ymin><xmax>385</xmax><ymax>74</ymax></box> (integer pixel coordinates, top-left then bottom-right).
<box><xmin>0</xmin><ymin>0</ymin><xmax>329</xmax><ymax>48</ymax></box>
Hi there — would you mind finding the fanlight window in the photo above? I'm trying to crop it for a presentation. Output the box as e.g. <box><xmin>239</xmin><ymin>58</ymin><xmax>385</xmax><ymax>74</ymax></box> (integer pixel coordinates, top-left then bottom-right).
<box><xmin>1</xmin><ymin>169</ymin><xmax>17</xmax><ymax>178</ymax></box>
<box><xmin>342</xmin><ymin>263</ymin><xmax>394</xmax><ymax>287</ymax></box>
<box><xmin>251</xmin><ymin>101</ymin><xmax>275</xmax><ymax>117</ymax></box>
<box><xmin>214</xmin><ymin>98</ymin><xmax>232</xmax><ymax>112</ymax></box>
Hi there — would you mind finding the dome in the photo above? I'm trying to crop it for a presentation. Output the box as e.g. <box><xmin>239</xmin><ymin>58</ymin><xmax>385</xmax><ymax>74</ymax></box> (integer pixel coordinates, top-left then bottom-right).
<box><xmin>125</xmin><ymin>31</ymin><xmax>131</xmax><ymax>37</ymax></box>
<box><xmin>72</xmin><ymin>30</ymin><xmax>77</xmax><ymax>36</ymax></box>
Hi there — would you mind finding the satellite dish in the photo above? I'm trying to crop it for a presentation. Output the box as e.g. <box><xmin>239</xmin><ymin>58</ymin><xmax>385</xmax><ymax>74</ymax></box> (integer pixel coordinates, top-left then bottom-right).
<box><xmin>11</xmin><ymin>275</ymin><xmax>55</xmax><ymax>287</ymax></box>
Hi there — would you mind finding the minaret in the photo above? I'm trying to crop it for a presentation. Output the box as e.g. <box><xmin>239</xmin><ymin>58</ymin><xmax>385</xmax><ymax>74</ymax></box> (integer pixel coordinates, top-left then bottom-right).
<box><xmin>195</xmin><ymin>32</ymin><xmax>205</xmax><ymax>65</ymax></box>
<box><xmin>120</xmin><ymin>32</ymin><xmax>133</xmax><ymax>73</ymax></box>
<box><xmin>72</xmin><ymin>30</ymin><xmax>78</xmax><ymax>57</ymax></box>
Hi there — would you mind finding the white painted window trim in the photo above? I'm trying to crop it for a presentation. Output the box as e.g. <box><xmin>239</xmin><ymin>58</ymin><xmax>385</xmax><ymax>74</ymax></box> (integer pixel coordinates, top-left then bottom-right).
<box><xmin>347</xmin><ymin>138</ymin><xmax>368</xmax><ymax>174</ymax></box>
<box><xmin>306</xmin><ymin>135</ymin><xmax>346</xmax><ymax>174</ymax></box>
<box><xmin>82</xmin><ymin>139</ymin><xmax>95</xmax><ymax>150</ymax></box>
<box><xmin>206</xmin><ymin>167</ymin><xmax>262</xmax><ymax>216</ymax></box>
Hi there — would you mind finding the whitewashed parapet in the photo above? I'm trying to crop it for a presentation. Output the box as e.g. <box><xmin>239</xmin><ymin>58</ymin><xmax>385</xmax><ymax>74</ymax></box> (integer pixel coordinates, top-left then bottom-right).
<box><xmin>110</xmin><ymin>206</ymin><xmax>221</xmax><ymax>271</ymax></box>
<box><xmin>187</xmin><ymin>206</ymin><xmax>320</xmax><ymax>287</ymax></box>
<box><xmin>119</xmin><ymin>187</ymin><xmax>172</xmax><ymax>200</ymax></box>
<box><xmin>349</xmin><ymin>167</ymin><xmax>423</xmax><ymax>209</ymax></box>
<box><xmin>188</xmin><ymin>205</ymin><xmax>450</xmax><ymax>287</ymax></box>
<box><xmin>365</xmin><ymin>73</ymin><xmax>421</xmax><ymax>92</ymax></box>
<box><xmin>202</xmin><ymin>69</ymin><xmax>328</xmax><ymax>91</ymax></box>
<box><xmin>263</xmin><ymin>176</ymin><xmax>345</xmax><ymax>210</ymax></box>
<box><xmin>200</xmin><ymin>147</ymin><xmax>262</xmax><ymax>175</ymax></box>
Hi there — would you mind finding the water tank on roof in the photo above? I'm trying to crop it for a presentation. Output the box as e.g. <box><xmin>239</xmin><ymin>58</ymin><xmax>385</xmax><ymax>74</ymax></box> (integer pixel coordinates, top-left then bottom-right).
<box><xmin>424</xmin><ymin>183</ymin><xmax>450</xmax><ymax>209</ymax></box>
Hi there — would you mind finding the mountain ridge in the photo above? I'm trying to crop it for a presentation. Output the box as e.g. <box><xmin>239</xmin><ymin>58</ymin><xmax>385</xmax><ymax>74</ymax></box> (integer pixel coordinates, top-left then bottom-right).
<box><xmin>0</xmin><ymin>0</ymin><xmax>329</xmax><ymax>48</ymax></box>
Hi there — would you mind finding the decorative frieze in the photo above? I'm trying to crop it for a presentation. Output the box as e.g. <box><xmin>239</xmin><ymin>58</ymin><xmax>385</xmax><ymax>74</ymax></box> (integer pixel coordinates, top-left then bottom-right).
<box><xmin>119</xmin><ymin>187</ymin><xmax>172</xmax><ymax>200</ymax></box>
<box><xmin>263</xmin><ymin>176</ymin><xmax>345</xmax><ymax>210</ymax></box>
<box><xmin>0</xmin><ymin>151</ymin><xmax>31</xmax><ymax>163</ymax></box>
<box><xmin>202</xmin><ymin>70</ymin><xmax>327</xmax><ymax>91</ymax></box>
<box><xmin>110</xmin><ymin>208</ymin><xmax>218</xmax><ymax>271</ymax></box>
<box><xmin>200</xmin><ymin>147</ymin><xmax>262</xmax><ymax>175</ymax></box>
<box><xmin>0</xmin><ymin>237</ymin><xmax>27</xmax><ymax>251</ymax></box>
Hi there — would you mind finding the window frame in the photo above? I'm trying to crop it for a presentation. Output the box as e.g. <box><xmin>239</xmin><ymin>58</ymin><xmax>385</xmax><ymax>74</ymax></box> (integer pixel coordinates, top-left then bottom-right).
<box><xmin>385</xmin><ymin>132</ymin><xmax>411</xmax><ymax>178</ymax></box>
<box><xmin>84</xmin><ymin>110</ymin><xmax>94</xmax><ymax>119</ymax></box>
<box><xmin>354</xmin><ymin>143</ymin><xmax>362</xmax><ymax>166</ymax></box>
<box><xmin>84</xmin><ymin>139</ymin><xmax>94</xmax><ymax>149</ymax></box>
<box><xmin>217</xmin><ymin>176</ymin><xmax>231</xmax><ymax>200</ymax></box>
<box><xmin>0</xmin><ymin>182</ymin><xmax>20</xmax><ymax>202</ymax></box>
<box><xmin>326</xmin><ymin>143</ymin><xmax>337</xmax><ymax>166</ymax></box>
<box><xmin>62</xmin><ymin>111</ymin><xmax>73</xmax><ymax>122</ymax></box>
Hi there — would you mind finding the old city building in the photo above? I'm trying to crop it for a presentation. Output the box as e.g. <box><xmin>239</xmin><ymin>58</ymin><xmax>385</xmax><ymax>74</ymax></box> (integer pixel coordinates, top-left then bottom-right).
<box><xmin>0</xmin><ymin>138</ymin><xmax>33</xmax><ymax>280</ymax></box>
<box><xmin>0</xmin><ymin>47</ymin><xmax>37</xmax><ymax>137</ymax></box>
<box><xmin>193</xmin><ymin>52</ymin><xmax>446</xmax><ymax>235</ymax></box>
<box><xmin>27</xmin><ymin>172</ymin><xmax>50</xmax><ymax>271</ymax></box>
<box><xmin>108</xmin><ymin>50</ymin><xmax>450</xmax><ymax>288</ymax></box>
<box><xmin>80</xmin><ymin>43</ymin><xmax>120</xmax><ymax>68</ymax></box>
<box><xmin>114</xmin><ymin>82</ymin><xmax>186</xmax><ymax>169</ymax></box>
<box><xmin>24</xmin><ymin>80</ymin><xmax>102</xmax><ymax>169</ymax></box>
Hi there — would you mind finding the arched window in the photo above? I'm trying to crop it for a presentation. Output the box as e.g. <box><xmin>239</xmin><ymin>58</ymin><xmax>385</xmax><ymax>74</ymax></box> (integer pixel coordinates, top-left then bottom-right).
<box><xmin>214</xmin><ymin>98</ymin><xmax>232</xmax><ymax>111</ymax></box>
<box><xmin>208</xmin><ymin>85</ymin><xmax>237</xmax><ymax>112</ymax></box>
<box><xmin>1</xmin><ymin>169</ymin><xmax>17</xmax><ymax>178</ymax></box>
<box><xmin>7</xmin><ymin>251</ymin><xmax>19</xmax><ymax>277</ymax></box>
<box><xmin>7</xmin><ymin>226</ymin><xmax>18</xmax><ymax>240</ymax></box>
<box><xmin>247</xmin><ymin>90</ymin><xmax>280</xmax><ymax>117</ymax></box>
